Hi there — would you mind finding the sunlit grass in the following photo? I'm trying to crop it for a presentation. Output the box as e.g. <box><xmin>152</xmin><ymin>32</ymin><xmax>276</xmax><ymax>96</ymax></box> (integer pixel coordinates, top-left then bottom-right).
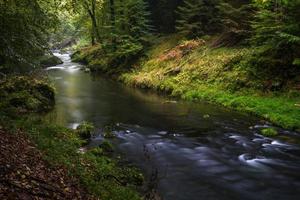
<box><xmin>121</xmin><ymin>35</ymin><xmax>300</xmax><ymax>130</ymax></box>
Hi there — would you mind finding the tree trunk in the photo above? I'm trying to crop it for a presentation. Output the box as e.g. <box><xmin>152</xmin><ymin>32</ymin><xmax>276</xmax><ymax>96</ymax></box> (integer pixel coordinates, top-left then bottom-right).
<box><xmin>109</xmin><ymin>0</ymin><xmax>116</xmax><ymax>49</ymax></box>
<box><xmin>86</xmin><ymin>0</ymin><xmax>100</xmax><ymax>44</ymax></box>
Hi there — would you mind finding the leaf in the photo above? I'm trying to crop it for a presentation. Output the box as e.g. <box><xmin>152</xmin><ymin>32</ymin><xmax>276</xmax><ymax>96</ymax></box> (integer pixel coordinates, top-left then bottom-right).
<box><xmin>293</xmin><ymin>58</ymin><xmax>300</xmax><ymax>66</ymax></box>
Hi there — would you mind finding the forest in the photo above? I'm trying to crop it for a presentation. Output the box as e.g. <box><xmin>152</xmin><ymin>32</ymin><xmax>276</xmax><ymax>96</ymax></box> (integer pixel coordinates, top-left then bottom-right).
<box><xmin>1</xmin><ymin>0</ymin><xmax>300</xmax><ymax>200</ymax></box>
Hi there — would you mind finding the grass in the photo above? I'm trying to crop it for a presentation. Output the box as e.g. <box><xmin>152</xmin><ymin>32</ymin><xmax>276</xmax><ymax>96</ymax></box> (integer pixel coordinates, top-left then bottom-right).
<box><xmin>261</xmin><ymin>128</ymin><xmax>279</xmax><ymax>137</ymax></box>
<box><xmin>119</xmin><ymin>35</ymin><xmax>300</xmax><ymax>130</ymax></box>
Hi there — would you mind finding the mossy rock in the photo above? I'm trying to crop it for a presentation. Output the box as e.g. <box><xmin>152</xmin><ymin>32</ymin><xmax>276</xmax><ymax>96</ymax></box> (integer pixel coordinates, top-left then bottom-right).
<box><xmin>101</xmin><ymin>125</ymin><xmax>116</xmax><ymax>138</ymax></box>
<box><xmin>103</xmin><ymin>131</ymin><xmax>115</xmax><ymax>138</ymax></box>
<box><xmin>261</xmin><ymin>128</ymin><xmax>278</xmax><ymax>137</ymax></box>
<box><xmin>0</xmin><ymin>76</ymin><xmax>55</xmax><ymax>113</ymax></box>
<box><xmin>76</xmin><ymin>121</ymin><xmax>94</xmax><ymax>139</ymax></box>
<box><xmin>39</xmin><ymin>54</ymin><xmax>63</xmax><ymax>68</ymax></box>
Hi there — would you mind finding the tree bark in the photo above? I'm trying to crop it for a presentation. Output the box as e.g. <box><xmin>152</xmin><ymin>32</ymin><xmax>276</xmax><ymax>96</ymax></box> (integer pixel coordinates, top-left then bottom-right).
<box><xmin>109</xmin><ymin>0</ymin><xmax>116</xmax><ymax>49</ymax></box>
<box><xmin>85</xmin><ymin>0</ymin><xmax>100</xmax><ymax>44</ymax></box>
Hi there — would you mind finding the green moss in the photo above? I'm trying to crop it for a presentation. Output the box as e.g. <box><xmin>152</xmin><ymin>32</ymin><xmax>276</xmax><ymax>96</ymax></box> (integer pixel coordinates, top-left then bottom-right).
<box><xmin>100</xmin><ymin>140</ymin><xmax>114</xmax><ymax>152</ymax></box>
<box><xmin>39</xmin><ymin>54</ymin><xmax>63</xmax><ymax>68</ymax></box>
<box><xmin>261</xmin><ymin>128</ymin><xmax>279</xmax><ymax>137</ymax></box>
<box><xmin>76</xmin><ymin>121</ymin><xmax>95</xmax><ymax>139</ymax></box>
<box><xmin>102</xmin><ymin>125</ymin><xmax>116</xmax><ymax>138</ymax></box>
<box><xmin>0</xmin><ymin>76</ymin><xmax>55</xmax><ymax>114</ymax></box>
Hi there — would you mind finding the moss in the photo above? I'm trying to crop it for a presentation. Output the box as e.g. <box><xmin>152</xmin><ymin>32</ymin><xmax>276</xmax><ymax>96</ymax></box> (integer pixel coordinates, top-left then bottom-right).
<box><xmin>0</xmin><ymin>76</ymin><xmax>55</xmax><ymax>114</ymax></box>
<box><xmin>39</xmin><ymin>54</ymin><xmax>63</xmax><ymax>68</ymax></box>
<box><xmin>100</xmin><ymin>140</ymin><xmax>114</xmax><ymax>152</ymax></box>
<box><xmin>102</xmin><ymin>125</ymin><xmax>116</xmax><ymax>138</ymax></box>
<box><xmin>261</xmin><ymin>128</ymin><xmax>279</xmax><ymax>137</ymax></box>
<box><xmin>76</xmin><ymin>121</ymin><xmax>95</xmax><ymax>139</ymax></box>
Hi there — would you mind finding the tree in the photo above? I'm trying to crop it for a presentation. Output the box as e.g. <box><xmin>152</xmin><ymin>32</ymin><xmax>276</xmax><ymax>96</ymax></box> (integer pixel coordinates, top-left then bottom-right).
<box><xmin>96</xmin><ymin>0</ymin><xmax>152</xmax><ymax>52</ymax></box>
<box><xmin>210</xmin><ymin>0</ymin><xmax>254</xmax><ymax>47</ymax></box>
<box><xmin>147</xmin><ymin>0</ymin><xmax>183</xmax><ymax>33</ymax></box>
<box><xmin>0</xmin><ymin>0</ymin><xmax>59</xmax><ymax>72</ymax></box>
<box><xmin>176</xmin><ymin>0</ymin><xmax>222</xmax><ymax>38</ymax></box>
<box><xmin>249</xmin><ymin>0</ymin><xmax>300</xmax><ymax>79</ymax></box>
<box><xmin>71</xmin><ymin>0</ymin><xmax>103</xmax><ymax>45</ymax></box>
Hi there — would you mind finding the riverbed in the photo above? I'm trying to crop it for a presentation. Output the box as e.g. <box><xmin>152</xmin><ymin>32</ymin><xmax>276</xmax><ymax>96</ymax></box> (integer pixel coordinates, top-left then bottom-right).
<box><xmin>46</xmin><ymin>53</ymin><xmax>300</xmax><ymax>200</ymax></box>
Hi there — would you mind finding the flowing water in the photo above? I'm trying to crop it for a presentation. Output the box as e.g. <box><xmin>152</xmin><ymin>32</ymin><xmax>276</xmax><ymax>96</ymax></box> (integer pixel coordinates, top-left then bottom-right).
<box><xmin>46</xmin><ymin>53</ymin><xmax>300</xmax><ymax>200</ymax></box>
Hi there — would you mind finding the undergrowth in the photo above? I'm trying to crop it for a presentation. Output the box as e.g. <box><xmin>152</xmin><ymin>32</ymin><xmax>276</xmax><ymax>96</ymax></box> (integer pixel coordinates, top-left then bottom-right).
<box><xmin>9</xmin><ymin>117</ymin><xmax>142</xmax><ymax>200</ymax></box>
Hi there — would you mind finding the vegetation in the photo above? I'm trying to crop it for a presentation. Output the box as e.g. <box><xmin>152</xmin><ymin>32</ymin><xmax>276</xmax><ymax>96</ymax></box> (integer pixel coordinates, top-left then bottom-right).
<box><xmin>0</xmin><ymin>116</ymin><xmax>143</xmax><ymax>200</ymax></box>
<box><xmin>0</xmin><ymin>76</ymin><xmax>55</xmax><ymax>115</ymax></box>
<box><xmin>0</xmin><ymin>0</ymin><xmax>63</xmax><ymax>72</ymax></box>
<box><xmin>68</xmin><ymin>0</ymin><xmax>300</xmax><ymax>130</ymax></box>
<box><xmin>0</xmin><ymin>76</ymin><xmax>143</xmax><ymax>199</ymax></box>
<box><xmin>176</xmin><ymin>0</ymin><xmax>222</xmax><ymax>37</ymax></box>
<box><xmin>76</xmin><ymin>121</ymin><xmax>95</xmax><ymax>139</ymax></box>
<box><xmin>261</xmin><ymin>127</ymin><xmax>279</xmax><ymax>137</ymax></box>
<box><xmin>119</xmin><ymin>35</ymin><xmax>300</xmax><ymax>130</ymax></box>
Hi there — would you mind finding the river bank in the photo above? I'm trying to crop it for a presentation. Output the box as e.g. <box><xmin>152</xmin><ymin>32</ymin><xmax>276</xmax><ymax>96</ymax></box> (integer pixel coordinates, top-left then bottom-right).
<box><xmin>0</xmin><ymin>127</ymin><xmax>93</xmax><ymax>199</ymax></box>
<box><xmin>72</xmin><ymin>35</ymin><xmax>300</xmax><ymax>131</ymax></box>
<box><xmin>54</xmin><ymin>51</ymin><xmax>300</xmax><ymax>200</ymax></box>
<box><xmin>0</xmin><ymin>76</ymin><xmax>143</xmax><ymax>199</ymax></box>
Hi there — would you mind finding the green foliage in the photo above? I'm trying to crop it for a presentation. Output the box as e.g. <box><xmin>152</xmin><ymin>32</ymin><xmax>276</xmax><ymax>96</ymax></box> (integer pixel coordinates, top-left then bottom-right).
<box><xmin>176</xmin><ymin>0</ymin><xmax>222</xmax><ymax>38</ymax></box>
<box><xmin>218</xmin><ymin>0</ymin><xmax>253</xmax><ymax>32</ymax></box>
<box><xmin>261</xmin><ymin>128</ymin><xmax>279</xmax><ymax>137</ymax></box>
<box><xmin>0</xmin><ymin>0</ymin><xmax>60</xmax><ymax>71</ymax></box>
<box><xmin>70</xmin><ymin>0</ymin><xmax>152</xmax><ymax>72</ymax></box>
<box><xmin>2</xmin><ymin>117</ymin><xmax>142</xmax><ymax>200</ymax></box>
<box><xmin>250</xmin><ymin>0</ymin><xmax>300</xmax><ymax>79</ymax></box>
<box><xmin>76</xmin><ymin>121</ymin><xmax>95</xmax><ymax>139</ymax></box>
<box><xmin>146</xmin><ymin>0</ymin><xmax>182</xmax><ymax>33</ymax></box>
<box><xmin>100</xmin><ymin>0</ymin><xmax>152</xmax><ymax>55</ymax></box>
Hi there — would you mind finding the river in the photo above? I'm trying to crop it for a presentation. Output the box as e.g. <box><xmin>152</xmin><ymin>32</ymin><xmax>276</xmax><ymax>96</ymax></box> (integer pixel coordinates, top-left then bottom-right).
<box><xmin>46</xmin><ymin>53</ymin><xmax>300</xmax><ymax>200</ymax></box>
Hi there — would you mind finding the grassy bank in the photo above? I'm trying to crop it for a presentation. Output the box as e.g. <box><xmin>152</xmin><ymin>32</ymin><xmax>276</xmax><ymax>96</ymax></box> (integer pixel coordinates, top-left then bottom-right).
<box><xmin>0</xmin><ymin>76</ymin><xmax>143</xmax><ymax>200</ymax></box>
<box><xmin>73</xmin><ymin>35</ymin><xmax>300</xmax><ymax>131</ymax></box>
